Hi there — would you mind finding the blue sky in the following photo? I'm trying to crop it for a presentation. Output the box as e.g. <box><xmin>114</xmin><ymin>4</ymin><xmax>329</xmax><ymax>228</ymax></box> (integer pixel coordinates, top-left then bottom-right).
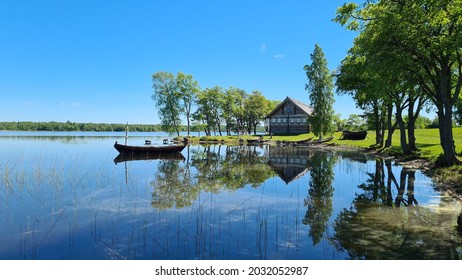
<box><xmin>0</xmin><ymin>0</ymin><xmax>362</xmax><ymax>124</ymax></box>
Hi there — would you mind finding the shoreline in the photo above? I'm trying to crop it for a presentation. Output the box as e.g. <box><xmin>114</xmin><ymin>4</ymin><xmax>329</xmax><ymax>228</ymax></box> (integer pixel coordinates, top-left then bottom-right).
<box><xmin>314</xmin><ymin>142</ymin><xmax>462</xmax><ymax>202</ymax></box>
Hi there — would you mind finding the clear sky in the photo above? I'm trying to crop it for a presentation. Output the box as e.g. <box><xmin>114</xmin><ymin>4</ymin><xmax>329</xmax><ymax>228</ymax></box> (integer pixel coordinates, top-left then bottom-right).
<box><xmin>0</xmin><ymin>0</ymin><xmax>362</xmax><ymax>125</ymax></box>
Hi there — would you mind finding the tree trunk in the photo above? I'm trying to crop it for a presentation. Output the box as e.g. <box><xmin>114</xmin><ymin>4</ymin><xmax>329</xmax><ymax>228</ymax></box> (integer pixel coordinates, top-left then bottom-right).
<box><xmin>385</xmin><ymin>104</ymin><xmax>396</xmax><ymax>148</ymax></box>
<box><xmin>171</xmin><ymin>115</ymin><xmax>180</xmax><ymax>137</ymax></box>
<box><xmin>395</xmin><ymin>104</ymin><xmax>412</xmax><ymax>155</ymax></box>
<box><xmin>186</xmin><ymin>115</ymin><xmax>191</xmax><ymax>136</ymax></box>
<box><xmin>407</xmin><ymin>91</ymin><xmax>419</xmax><ymax>151</ymax></box>
<box><xmin>436</xmin><ymin>63</ymin><xmax>461</xmax><ymax>166</ymax></box>
<box><xmin>437</xmin><ymin>105</ymin><xmax>460</xmax><ymax>166</ymax></box>
<box><xmin>407</xmin><ymin>112</ymin><xmax>417</xmax><ymax>151</ymax></box>
<box><xmin>373</xmin><ymin>102</ymin><xmax>383</xmax><ymax>147</ymax></box>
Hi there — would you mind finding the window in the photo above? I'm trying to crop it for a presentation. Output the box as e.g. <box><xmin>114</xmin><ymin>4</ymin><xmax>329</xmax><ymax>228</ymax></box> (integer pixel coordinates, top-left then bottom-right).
<box><xmin>284</xmin><ymin>105</ymin><xmax>294</xmax><ymax>114</ymax></box>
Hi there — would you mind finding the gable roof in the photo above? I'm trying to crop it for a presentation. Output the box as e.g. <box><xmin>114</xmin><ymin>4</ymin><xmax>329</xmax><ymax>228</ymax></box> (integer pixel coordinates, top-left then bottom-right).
<box><xmin>266</xmin><ymin>96</ymin><xmax>312</xmax><ymax>118</ymax></box>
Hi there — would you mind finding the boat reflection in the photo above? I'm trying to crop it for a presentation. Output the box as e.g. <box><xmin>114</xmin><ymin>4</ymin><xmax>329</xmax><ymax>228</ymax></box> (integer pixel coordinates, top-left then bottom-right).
<box><xmin>113</xmin><ymin>151</ymin><xmax>186</xmax><ymax>164</ymax></box>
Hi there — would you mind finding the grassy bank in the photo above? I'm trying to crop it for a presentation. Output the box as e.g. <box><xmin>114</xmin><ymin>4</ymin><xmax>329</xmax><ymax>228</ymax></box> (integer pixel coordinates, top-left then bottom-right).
<box><xmin>185</xmin><ymin>128</ymin><xmax>462</xmax><ymax>196</ymax></box>
<box><xmin>186</xmin><ymin>128</ymin><xmax>461</xmax><ymax>161</ymax></box>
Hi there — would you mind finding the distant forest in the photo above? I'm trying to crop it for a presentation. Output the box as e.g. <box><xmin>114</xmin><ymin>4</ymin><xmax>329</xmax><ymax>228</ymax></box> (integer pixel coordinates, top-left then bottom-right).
<box><xmin>0</xmin><ymin>121</ymin><xmax>174</xmax><ymax>132</ymax></box>
<box><xmin>0</xmin><ymin>121</ymin><xmax>267</xmax><ymax>133</ymax></box>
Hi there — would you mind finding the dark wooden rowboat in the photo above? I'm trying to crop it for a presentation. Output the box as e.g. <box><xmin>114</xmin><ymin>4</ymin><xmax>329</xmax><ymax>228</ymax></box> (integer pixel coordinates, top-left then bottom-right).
<box><xmin>114</xmin><ymin>141</ymin><xmax>186</xmax><ymax>154</ymax></box>
<box><xmin>340</xmin><ymin>130</ymin><xmax>367</xmax><ymax>140</ymax></box>
<box><xmin>246</xmin><ymin>138</ymin><xmax>269</xmax><ymax>145</ymax></box>
<box><xmin>277</xmin><ymin>137</ymin><xmax>313</xmax><ymax>146</ymax></box>
<box><xmin>310</xmin><ymin>136</ymin><xmax>334</xmax><ymax>144</ymax></box>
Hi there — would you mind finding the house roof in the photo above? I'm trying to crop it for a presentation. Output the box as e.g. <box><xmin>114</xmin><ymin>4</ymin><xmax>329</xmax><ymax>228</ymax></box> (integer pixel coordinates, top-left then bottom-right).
<box><xmin>266</xmin><ymin>96</ymin><xmax>312</xmax><ymax>118</ymax></box>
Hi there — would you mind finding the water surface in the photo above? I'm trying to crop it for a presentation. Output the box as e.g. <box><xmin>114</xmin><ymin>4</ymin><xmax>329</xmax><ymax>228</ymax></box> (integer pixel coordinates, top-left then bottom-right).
<box><xmin>0</xmin><ymin>132</ymin><xmax>461</xmax><ymax>259</ymax></box>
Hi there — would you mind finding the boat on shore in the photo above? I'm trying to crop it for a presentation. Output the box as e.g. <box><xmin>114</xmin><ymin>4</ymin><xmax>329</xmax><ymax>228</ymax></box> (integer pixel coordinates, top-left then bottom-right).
<box><xmin>246</xmin><ymin>138</ymin><xmax>269</xmax><ymax>145</ymax></box>
<box><xmin>310</xmin><ymin>136</ymin><xmax>334</xmax><ymax>145</ymax></box>
<box><xmin>340</xmin><ymin>130</ymin><xmax>367</xmax><ymax>140</ymax></box>
<box><xmin>114</xmin><ymin>141</ymin><xmax>186</xmax><ymax>154</ymax></box>
<box><xmin>277</xmin><ymin>136</ymin><xmax>332</xmax><ymax>146</ymax></box>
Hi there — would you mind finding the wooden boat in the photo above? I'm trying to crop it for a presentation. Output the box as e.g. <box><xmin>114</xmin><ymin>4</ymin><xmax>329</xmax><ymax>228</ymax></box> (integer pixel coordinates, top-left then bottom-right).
<box><xmin>246</xmin><ymin>138</ymin><xmax>269</xmax><ymax>145</ymax></box>
<box><xmin>114</xmin><ymin>141</ymin><xmax>186</xmax><ymax>154</ymax></box>
<box><xmin>310</xmin><ymin>136</ymin><xmax>334</xmax><ymax>145</ymax></box>
<box><xmin>277</xmin><ymin>138</ymin><xmax>312</xmax><ymax>146</ymax></box>
<box><xmin>114</xmin><ymin>152</ymin><xmax>185</xmax><ymax>164</ymax></box>
<box><xmin>340</xmin><ymin>130</ymin><xmax>367</xmax><ymax>140</ymax></box>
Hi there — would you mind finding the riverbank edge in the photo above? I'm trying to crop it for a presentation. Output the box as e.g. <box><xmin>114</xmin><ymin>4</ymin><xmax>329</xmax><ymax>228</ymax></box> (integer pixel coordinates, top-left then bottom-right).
<box><xmin>178</xmin><ymin>135</ymin><xmax>462</xmax><ymax>201</ymax></box>
<box><xmin>307</xmin><ymin>142</ymin><xmax>462</xmax><ymax>202</ymax></box>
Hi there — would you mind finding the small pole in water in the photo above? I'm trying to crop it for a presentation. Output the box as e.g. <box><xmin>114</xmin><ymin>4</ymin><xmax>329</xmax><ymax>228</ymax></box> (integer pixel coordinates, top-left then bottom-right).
<box><xmin>125</xmin><ymin>122</ymin><xmax>128</xmax><ymax>145</ymax></box>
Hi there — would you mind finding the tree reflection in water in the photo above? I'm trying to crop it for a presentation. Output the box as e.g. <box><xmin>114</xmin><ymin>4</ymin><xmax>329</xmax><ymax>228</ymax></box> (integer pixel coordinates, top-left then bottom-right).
<box><xmin>332</xmin><ymin>157</ymin><xmax>462</xmax><ymax>259</ymax></box>
<box><xmin>150</xmin><ymin>145</ymin><xmax>275</xmax><ymax>209</ymax></box>
<box><xmin>302</xmin><ymin>151</ymin><xmax>337</xmax><ymax>245</ymax></box>
<box><xmin>147</xmin><ymin>145</ymin><xmax>462</xmax><ymax>259</ymax></box>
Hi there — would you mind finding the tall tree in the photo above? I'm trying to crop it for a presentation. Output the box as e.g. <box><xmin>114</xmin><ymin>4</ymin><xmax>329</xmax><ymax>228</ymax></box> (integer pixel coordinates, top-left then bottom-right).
<box><xmin>176</xmin><ymin>72</ymin><xmax>200</xmax><ymax>136</ymax></box>
<box><xmin>244</xmin><ymin>91</ymin><xmax>274</xmax><ymax>135</ymax></box>
<box><xmin>304</xmin><ymin>44</ymin><xmax>335</xmax><ymax>140</ymax></box>
<box><xmin>193</xmin><ymin>86</ymin><xmax>224</xmax><ymax>136</ymax></box>
<box><xmin>335</xmin><ymin>50</ymin><xmax>389</xmax><ymax>148</ymax></box>
<box><xmin>151</xmin><ymin>71</ymin><xmax>182</xmax><ymax>136</ymax></box>
<box><xmin>222</xmin><ymin>87</ymin><xmax>245</xmax><ymax>135</ymax></box>
<box><xmin>335</xmin><ymin>0</ymin><xmax>462</xmax><ymax>165</ymax></box>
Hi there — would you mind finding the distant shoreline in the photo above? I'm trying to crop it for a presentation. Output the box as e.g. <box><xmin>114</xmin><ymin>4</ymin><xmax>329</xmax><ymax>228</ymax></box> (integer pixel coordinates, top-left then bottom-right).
<box><xmin>0</xmin><ymin>121</ymin><xmax>267</xmax><ymax>133</ymax></box>
<box><xmin>0</xmin><ymin>121</ymin><xmax>170</xmax><ymax>132</ymax></box>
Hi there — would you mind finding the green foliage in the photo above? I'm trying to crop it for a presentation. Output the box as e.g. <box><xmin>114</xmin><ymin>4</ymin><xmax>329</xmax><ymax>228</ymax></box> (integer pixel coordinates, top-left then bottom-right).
<box><xmin>304</xmin><ymin>44</ymin><xmax>335</xmax><ymax>139</ymax></box>
<box><xmin>335</xmin><ymin>0</ymin><xmax>462</xmax><ymax>164</ymax></box>
<box><xmin>404</xmin><ymin>115</ymin><xmax>432</xmax><ymax>129</ymax></box>
<box><xmin>344</xmin><ymin>114</ymin><xmax>367</xmax><ymax>131</ymax></box>
<box><xmin>192</xmin><ymin>86</ymin><xmax>275</xmax><ymax>136</ymax></box>
<box><xmin>152</xmin><ymin>71</ymin><xmax>183</xmax><ymax>136</ymax></box>
<box><xmin>244</xmin><ymin>91</ymin><xmax>275</xmax><ymax>134</ymax></box>
<box><xmin>222</xmin><ymin>87</ymin><xmax>246</xmax><ymax>135</ymax></box>
<box><xmin>176</xmin><ymin>72</ymin><xmax>200</xmax><ymax>135</ymax></box>
<box><xmin>193</xmin><ymin>86</ymin><xmax>224</xmax><ymax>136</ymax></box>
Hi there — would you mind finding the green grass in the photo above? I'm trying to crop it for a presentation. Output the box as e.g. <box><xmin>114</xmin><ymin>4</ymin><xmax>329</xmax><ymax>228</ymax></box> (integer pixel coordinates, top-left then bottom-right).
<box><xmin>183</xmin><ymin>128</ymin><xmax>462</xmax><ymax>163</ymax></box>
<box><xmin>328</xmin><ymin>128</ymin><xmax>448</xmax><ymax>158</ymax></box>
<box><xmin>180</xmin><ymin>128</ymin><xmax>462</xmax><ymax>189</ymax></box>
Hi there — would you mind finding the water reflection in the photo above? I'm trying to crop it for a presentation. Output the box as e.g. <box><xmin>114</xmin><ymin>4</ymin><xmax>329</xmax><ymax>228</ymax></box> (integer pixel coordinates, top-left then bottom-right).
<box><xmin>268</xmin><ymin>146</ymin><xmax>312</xmax><ymax>184</ymax></box>
<box><xmin>303</xmin><ymin>151</ymin><xmax>337</xmax><ymax>245</ymax></box>
<box><xmin>2</xmin><ymin>135</ymin><xmax>462</xmax><ymax>259</ymax></box>
<box><xmin>113</xmin><ymin>152</ymin><xmax>186</xmax><ymax>163</ymax></box>
<box><xmin>150</xmin><ymin>145</ymin><xmax>276</xmax><ymax>209</ymax></box>
<box><xmin>332</xmin><ymin>157</ymin><xmax>462</xmax><ymax>259</ymax></box>
<box><xmin>120</xmin><ymin>144</ymin><xmax>462</xmax><ymax>259</ymax></box>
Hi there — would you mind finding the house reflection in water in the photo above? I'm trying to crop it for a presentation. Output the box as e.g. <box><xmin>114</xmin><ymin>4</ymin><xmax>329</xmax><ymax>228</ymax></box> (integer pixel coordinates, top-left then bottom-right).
<box><xmin>267</xmin><ymin>146</ymin><xmax>313</xmax><ymax>184</ymax></box>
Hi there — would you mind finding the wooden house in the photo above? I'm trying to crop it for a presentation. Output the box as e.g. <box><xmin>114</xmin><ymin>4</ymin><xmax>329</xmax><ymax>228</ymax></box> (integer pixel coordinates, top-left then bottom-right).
<box><xmin>266</xmin><ymin>97</ymin><xmax>312</xmax><ymax>135</ymax></box>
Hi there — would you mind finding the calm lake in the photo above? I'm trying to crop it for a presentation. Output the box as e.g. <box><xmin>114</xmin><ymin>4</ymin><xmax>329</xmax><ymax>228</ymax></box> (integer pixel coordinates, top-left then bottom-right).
<box><xmin>1</xmin><ymin>132</ymin><xmax>461</xmax><ymax>260</ymax></box>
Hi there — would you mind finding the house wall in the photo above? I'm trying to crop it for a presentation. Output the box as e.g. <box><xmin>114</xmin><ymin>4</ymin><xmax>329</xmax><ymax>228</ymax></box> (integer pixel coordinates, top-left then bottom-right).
<box><xmin>267</xmin><ymin>100</ymin><xmax>310</xmax><ymax>135</ymax></box>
